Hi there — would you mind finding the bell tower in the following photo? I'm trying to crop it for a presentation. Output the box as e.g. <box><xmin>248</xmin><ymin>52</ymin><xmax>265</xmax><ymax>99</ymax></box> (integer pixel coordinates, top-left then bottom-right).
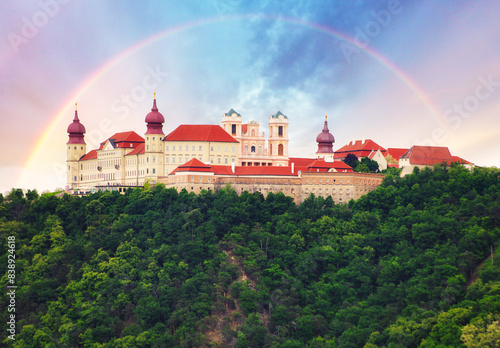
<box><xmin>315</xmin><ymin>116</ymin><xmax>335</xmax><ymax>160</ymax></box>
<box><xmin>144</xmin><ymin>94</ymin><xmax>165</xmax><ymax>183</ymax></box>
<box><xmin>67</xmin><ymin>103</ymin><xmax>86</xmax><ymax>189</ymax></box>
<box><xmin>268</xmin><ymin>111</ymin><xmax>289</xmax><ymax>166</ymax></box>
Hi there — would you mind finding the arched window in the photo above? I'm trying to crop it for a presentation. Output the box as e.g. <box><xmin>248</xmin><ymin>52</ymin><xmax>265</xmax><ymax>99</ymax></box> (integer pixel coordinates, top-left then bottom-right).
<box><xmin>251</xmin><ymin>129</ymin><xmax>255</xmax><ymax>136</ymax></box>
<box><xmin>278</xmin><ymin>144</ymin><xmax>284</xmax><ymax>156</ymax></box>
<box><xmin>251</xmin><ymin>146</ymin><xmax>256</xmax><ymax>153</ymax></box>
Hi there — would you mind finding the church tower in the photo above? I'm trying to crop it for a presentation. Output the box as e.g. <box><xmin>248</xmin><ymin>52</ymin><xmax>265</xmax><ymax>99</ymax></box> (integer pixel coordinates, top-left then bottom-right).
<box><xmin>268</xmin><ymin>111</ymin><xmax>289</xmax><ymax>166</ymax></box>
<box><xmin>222</xmin><ymin>109</ymin><xmax>242</xmax><ymax>139</ymax></box>
<box><xmin>315</xmin><ymin>116</ymin><xmax>335</xmax><ymax>160</ymax></box>
<box><xmin>144</xmin><ymin>94</ymin><xmax>165</xmax><ymax>183</ymax></box>
<box><xmin>67</xmin><ymin>104</ymin><xmax>86</xmax><ymax>189</ymax></box>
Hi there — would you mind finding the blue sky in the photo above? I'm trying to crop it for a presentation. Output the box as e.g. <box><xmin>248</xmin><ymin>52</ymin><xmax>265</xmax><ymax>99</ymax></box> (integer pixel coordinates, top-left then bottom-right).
<box><xmin>1</xmin><ymin>0</ymin><xmax>500</xmax><ymax>193</ymax></box>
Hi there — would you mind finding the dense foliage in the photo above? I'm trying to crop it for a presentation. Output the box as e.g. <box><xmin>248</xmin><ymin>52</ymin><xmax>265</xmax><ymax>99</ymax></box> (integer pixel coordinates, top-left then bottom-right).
<box><xmin>1</xmin><ymin>164</ymin><xmax>500</xmax><ymax>347</ymax></box>
<box><xmin>343</xmin><ymin>154</ymin><xmax>380</xmax><ymax>173</ymax></box>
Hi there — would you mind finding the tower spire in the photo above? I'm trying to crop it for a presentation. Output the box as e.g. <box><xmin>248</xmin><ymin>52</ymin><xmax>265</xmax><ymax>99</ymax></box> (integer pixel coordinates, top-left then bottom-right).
<box><xmin>316</xmin><ymin>116</ymin><xmax>335</xmax><ymax>156</ymax></box>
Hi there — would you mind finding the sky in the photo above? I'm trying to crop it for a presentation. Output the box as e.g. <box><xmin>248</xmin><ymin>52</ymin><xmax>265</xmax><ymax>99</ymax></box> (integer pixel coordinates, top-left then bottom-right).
<box><xmin>1</xmin><ymin>0</ymin><xmax>499</xmax><ymax>194</ymax></box>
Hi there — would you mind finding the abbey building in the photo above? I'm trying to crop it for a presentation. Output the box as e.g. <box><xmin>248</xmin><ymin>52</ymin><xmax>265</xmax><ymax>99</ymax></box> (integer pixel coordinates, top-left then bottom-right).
<box><xmin>66</xmin><ymin>97</ymin><xmax>387</xmax><ymax>203</ymax></box>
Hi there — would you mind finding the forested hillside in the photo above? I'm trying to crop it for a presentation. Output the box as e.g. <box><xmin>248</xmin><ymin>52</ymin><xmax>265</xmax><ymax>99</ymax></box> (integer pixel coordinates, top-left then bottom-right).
<box><xmin>1</xmin><ymin>164</ymin><xmax>500</xmax><ymax>347</ymax></box>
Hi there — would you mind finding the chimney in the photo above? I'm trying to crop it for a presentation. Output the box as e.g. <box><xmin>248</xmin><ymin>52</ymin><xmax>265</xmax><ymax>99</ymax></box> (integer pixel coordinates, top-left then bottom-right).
<box><xmin>291</xmin><ymin>162</ymin><xmax>295</xmax><ymax>174</ymax></box>
<box><xmin>362</xmin><ymin>137</ymin><xmax>366</xmax><ymax>144</ymax></box>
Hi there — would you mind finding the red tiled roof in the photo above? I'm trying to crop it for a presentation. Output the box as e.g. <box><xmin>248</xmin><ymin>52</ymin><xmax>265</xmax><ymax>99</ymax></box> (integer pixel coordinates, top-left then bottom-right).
<box><xmin>452</xmin><ymin>156</ymin><xmax>472</xmax><ymax>164</ymax></box>
<box><xmin>401</xmin><ymin>146</ymin><xmax>454</xmax><ymax>165</ymax></box>
<box><xmin>386</xmin><ymin>148</ymin><xmax>409</xmax><ymax>161</ymax></box>
<box><xmin>125</xmin><ymin>143</ymin><xmax>145</xmax><ymax>156</ymax></box>
<box><xmin>164</xmin><ymin>125</ymin><xmax>238</xmax><ymax>143</ymax></box>
<box><xmin>100</xmin><ymin>131</ymin><xmax>145</xmax><ymax>149</ymax></box>
<box><xmin>289</xmin><ymin>157</ymin><xmax>353</xmax><ymax>172</ymax></box>
<box><xmin>171</xmin><ymin>158</ymin><xmax>214</xmax><ymax>173</ymax></box>
<box><xmin>368</xmin><ymin>150</ymin><xmax>380</xmax><ymax>160</ymax></box>
<box><xmin>388</xmin><ymin>163</ymin><xmax>400</xmax><ymax>168</ymax></box>
<box><xmin>334</xmin><ymin>139</ymin><xmax>386</xmax><ymax>159</ymax></box>
<box><xmin>289</xmin><ymin>157</ymin><xmax>316</xmax><ymax>167</ymax></box>
<box><xmin>80</xmin><ymin>149</ymin><xmax>97</xmax><ymax>161</ymax></box>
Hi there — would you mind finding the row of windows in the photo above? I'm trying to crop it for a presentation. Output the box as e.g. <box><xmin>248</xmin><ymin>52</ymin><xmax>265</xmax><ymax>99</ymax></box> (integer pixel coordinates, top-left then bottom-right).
<box><xmin>174</xmin><ymin>176</ymin><xmax>212</xmax><ymax>183</ymax></box>
<box><xmin>305</xmin><ymin>188</ymin><xmax>349</xmax><ymax>194</ymax></box>
<box><xmin>305</xmin><ymin>177</ymin><xmax>347</xmax><ymax>184</ymax></box>
<box><xmin>96</xmin><ymin>159</ymin><xmax>121</xmax><ymax>168</ymax></box>
<box><xmin>164</xmin><ymin>145</ymin><xmax>236</xmax><ymax>153</ymax></box>
<box><xmin>303</xmin><ymin>178</ymin><xmax>379</xmax><ymax>185</ymax></box>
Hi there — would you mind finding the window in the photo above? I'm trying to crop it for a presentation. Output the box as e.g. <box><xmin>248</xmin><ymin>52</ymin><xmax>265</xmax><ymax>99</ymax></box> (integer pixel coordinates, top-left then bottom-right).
<box><xmin>278</xmin><ymin>126</ymin><xmax>283</xmax><ymax>136</ymax></box>
<box><xmin>225</xmin><ymin>158</ymin><xmax>228</xmax><ymax>164</ymax></box>
<box><xmin>199</xmin><ymin>145</ymin><xmax>202</xmax><ymax>151</ymax></box>
<box><xmin>179</xmin><ymin>145</ymin><xmax>182</xmax><ymax>151</ymax></box>
<box><xmin>153</xmin><ymin>137</ymin><xmax>155</xmax><ymax>141</ymax></box>
<box><xmin>225</xmin><ymin>146</ymin><xmax>228</xmax><ymax>152</ymax></box>
<box><xmin>211</xmin><ymin>146</ymin><xmax>214</xmax><ymax>151</ymax></box>
<box><xmin>173</xmin><ymin>145</ymin><xmax>176</xmax><ymax>151</ymax></box>
<box><xmin>147</xmin><ymin>168</ymin><xmax>149</xmax><ymax>174</ymax></box>
<box><xmin>245</xmin><ymin>145</ymin><xmax>248</xmax><ymax>154</ymax></box>
<box><xmin>147</xmin><ymin>157</ymin><xmax>149</xmax><ymax>162</ymax></box>
<box><xmin>153</xmin><ymin>168</ymin><xmax>156</xmax><ymax>174</ymax></box>
<box><xmin>210</xmin><ymin>157</ymin><xmax>214</xmax><ymax>164</ymax></box>
<box><xmin>252</xmin><ymin>129</ymin><xmax>255</xmax><ymax>136</ymax></box>
<box><xmin>231</xmin><ymin>124</ymin><xmax>236</xmax><ymax>134</ymax></box>
<box><xmin>192</xmin><ymin>145</ymin><xmax>195</xmax><ymax>151</ymax></box>
<box><xmin>166</xmin><ymin>157</ymin><xmax>169</xmax><ymax>163</ymax></box>
<box><xmin>153</xmin><ymin>156</ymin><xmax>155</xmax><ymax>163</ymax></box>
<box><xmin>218</xmin><ymin>146</ymin><xmax>221</xmax><ymax>152</ymax></box>
<box><xmin>251</xmin><ymin>146</ymin><xmax>256</xmax><ymax>153</ymax></box>
<box><xmin>278</xmin><ymin>144</ymin><xmax>284</xmax><ymax>156</ymax></box>
<box><xmin>232</xmin><ymin>146</ymin><xmax>235</xmax><ymax>152</ymax></box>
<box><xmin>166</xmin><ymin>145</ymin><xmax>169</xmax><ymax>151</ymax></box>
<box><xmin>218</xmin><ymin>158</ymin><xmax>221</xmax><ymax>164</ymax></box>
<box><xmin>173</xmin><ymin>157</ymin><xmax>176</xmax><ymax>163</ymax></box>
<box><xmin>74</xmin><ymin>176</ymin><xmax>77</xmax><ymax>181</ymax></box>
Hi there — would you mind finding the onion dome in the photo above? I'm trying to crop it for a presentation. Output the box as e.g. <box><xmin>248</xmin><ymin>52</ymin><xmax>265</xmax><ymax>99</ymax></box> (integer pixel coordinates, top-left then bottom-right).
<box><xmin>316</xmin><ymin>116</ymin><xmax>334</xmax><ymax>154</ymax></box>
<box><xmin>145</xmin><ymin>94</ymin><xmax>165</xmax><ymax>134</ymax></box>
<box><xmin>67</xmin><ymin>104</ymin><xmax>86</xmax><ymax>144</ymax></box>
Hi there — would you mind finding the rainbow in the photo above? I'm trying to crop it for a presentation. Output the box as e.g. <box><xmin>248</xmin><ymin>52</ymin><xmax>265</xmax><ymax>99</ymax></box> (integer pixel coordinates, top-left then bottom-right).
<box><xmin>17</xmin><ymin>14</ymin><xmax>444</xmax><ymax>188</ymax></box>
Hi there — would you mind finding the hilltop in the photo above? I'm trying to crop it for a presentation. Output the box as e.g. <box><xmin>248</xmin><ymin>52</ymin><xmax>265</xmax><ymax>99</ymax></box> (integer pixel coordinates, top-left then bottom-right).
<box><xmin>1</xmin><ymin>164</ymin><xmax>500</xmax><ymax>347</ymax></box>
